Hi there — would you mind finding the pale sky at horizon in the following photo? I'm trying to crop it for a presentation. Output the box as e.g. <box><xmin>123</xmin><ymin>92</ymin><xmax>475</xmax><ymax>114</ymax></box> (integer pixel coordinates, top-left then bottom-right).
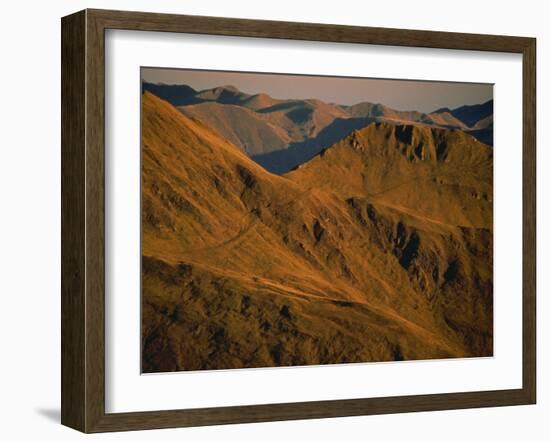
<box><xmin>142</xmin><ymin>67</ymin><xmax>493</xmax><ymax>113</ymax></box>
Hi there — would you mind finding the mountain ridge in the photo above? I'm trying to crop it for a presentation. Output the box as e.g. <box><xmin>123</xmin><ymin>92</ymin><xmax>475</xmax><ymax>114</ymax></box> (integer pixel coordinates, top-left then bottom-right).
<box><xmin>142</xmin><ymin>82</ymin><xmax>494</xmax><ymax>174</ymax></box>
<box><xmin>141</xmin><ymin>92</ymin><xmax>493</xmax><ymax>372</ymax></box>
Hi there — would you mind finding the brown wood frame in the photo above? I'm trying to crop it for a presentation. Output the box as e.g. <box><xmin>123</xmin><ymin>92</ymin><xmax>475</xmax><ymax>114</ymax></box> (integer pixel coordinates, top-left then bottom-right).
<box><xmin>61</xmin><ymin>8</ymin><xmax>536</xmax><ymax>433</ymax></box>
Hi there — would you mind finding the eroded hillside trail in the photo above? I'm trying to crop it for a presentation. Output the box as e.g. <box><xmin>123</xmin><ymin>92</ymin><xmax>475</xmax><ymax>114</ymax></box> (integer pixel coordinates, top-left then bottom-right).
<box><xmin>180</xmin><ymin>213</ymin><xmax>259</xmax><ymax>255</ymax></box>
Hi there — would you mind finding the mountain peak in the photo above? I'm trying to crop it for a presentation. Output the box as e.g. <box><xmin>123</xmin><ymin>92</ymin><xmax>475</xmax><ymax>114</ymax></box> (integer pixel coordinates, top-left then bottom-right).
<box><xmin>141</xmin><ymin>82</ymin><xmax>198</xmax><ymax>106</ymax></box>
<box><xmin>195</xmin><ymin>85</ymin><xmax>249</xmax><ymax>104</ymax></box>
<box><xmin>291</xmin><ymin>120</ymin><xmax>488</xmax><ymax>180</ymax></box>
<box><xmin>207</xmin><ymin>84</ymin><xmax>242</xmax><ymax>95</ymax></box>
<box><xmin>449</xmin><ymin>99</ymin><xmax>494</xmax><ymax>128</ymax></box>
<box><xmin>286</xmin><ymin>119</ymin><xmax>492</xmax><ymax>230</ymax></box>
<box><xmin>220</xmin><ymin>84</ymin><xmax>240</xmax><ymax>92</ymax></box>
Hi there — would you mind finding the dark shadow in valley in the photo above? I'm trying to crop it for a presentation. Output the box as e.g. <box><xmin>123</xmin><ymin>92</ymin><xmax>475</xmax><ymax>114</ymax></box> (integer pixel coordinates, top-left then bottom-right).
<box><xmin>252</xmin><ymin>116</ymin><xmax>374</xmax><ymax>174</ymax></box>
<box><xmin>468</xmin><ymin>127</ymin><xmax>493</xmax><ymax>146</ymax></box>
<box><xmin>142</xmin><ymin>82</ymin><xmax>201</xmax><ymax>106</ymax></box>
<box><xmin>256</xmin><ymin>100</ymin><xmax>307</xmax><ymax>114</ymax></box>
<box><xmin>451</xmin><ymin>100</ymin><xmax>493</xmax><ymax>127</ymax></box>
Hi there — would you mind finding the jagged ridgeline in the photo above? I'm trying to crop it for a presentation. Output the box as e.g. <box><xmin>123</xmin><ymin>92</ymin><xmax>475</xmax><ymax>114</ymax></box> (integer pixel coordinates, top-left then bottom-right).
<box><xmin>141</xmin><ymin>86</ymin><xmax>493</xmax><ymax>373</ymax></box>
<box><xmin>142</xmin><ymin>82</ymin><xmax>493</xmax><ymax>174</ymax></box>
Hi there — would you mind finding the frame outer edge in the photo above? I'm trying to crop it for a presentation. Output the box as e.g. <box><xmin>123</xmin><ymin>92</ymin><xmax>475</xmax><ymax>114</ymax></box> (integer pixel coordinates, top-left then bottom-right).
<box><xmin>86</xmin><ymin>8</ymin><xmax>532</xmax><ymax>52</ymax></box>
<box><xmin>61</xmin><ymin>10</ymin><xmax>87</xmax><ymax>432</ymax></box>
<box><xmin>60</xmin><ymin>8</ymin><xmax>537</xmax><ymax>433</ymax></box>
<box><xmin>84</xmin><ymin>9</ymin><xmax>108</xmax><ymax>433</ymax></box>
<box><xmin>522</xmin><ymin>37</ymin><xmax>536</xmax><ymax>404</ymax></box>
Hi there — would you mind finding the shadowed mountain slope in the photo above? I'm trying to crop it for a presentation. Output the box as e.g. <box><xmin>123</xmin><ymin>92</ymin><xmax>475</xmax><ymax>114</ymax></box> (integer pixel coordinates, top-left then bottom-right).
<box><xmin>142</xmin><ymin>82</ymin><xmax>198</xmax><ymax>106</ymax></box>
<box><xmin>178</xmin><ymin>102</ymin><xmax>291</xmax><ymax>155</ymax></box>
<box><xmin>141</xmin><ymin>92</ymin><xmax>493</xmax><ymax>372</ymax></box>
<box><xmin>446</xmin><ymin>99</ymin><xmax>494</xmax><ymax>128</ymax></box>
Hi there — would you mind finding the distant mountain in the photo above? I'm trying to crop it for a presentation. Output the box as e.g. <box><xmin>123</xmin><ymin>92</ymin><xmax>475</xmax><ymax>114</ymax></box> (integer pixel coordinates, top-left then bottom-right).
<box><xmin>141</xmin><ymin>82</ymin><xmax>198</xmax><ymax>106</ymax></box>
<box><xmin>141</xmin><ymin>92</ymin><xmax>493</xmax><ymax>372</ymax></box>
<box><xmin>345</xmin><ymin>102</ymin><xmax>425</xmax><ymax>122</ymax></box>
<box><xmin>194</xmin><ymin>84</ymin><xmax>251</xmax><ymax>106</ymax></box>
<box><xmin>179</xmin><ymin>102</ymin><xmax>290</xmax><ymax>155</ymax></box>
<box><xmin>445</xmin><ymin>99</ymin><xmax>493</xmax><ymax>128</ymax></box>
<box><xmin>142</xmin><ymin>82</ymin><xmax>283</xmax><ymax>109</ymax></box>
<box><xmin>422</xmin><ymin>110</ymin><xmax>468</xmax><ymax>129</ymax></box>
<box><xmin>180</xmin><ymin>90</ymin><xmax>350</xmax><ymax>160</ymax></box>
<box><xmin>241</xmin><ymin>93</ymin><xmax>282</xmax><ymax>110</ymax></box>
<box><xmin>434</xmin><ymin>100</ymin><xmax>494</xmax><ymax>146</ymax></box>
<box><xmin>142</xmin><ymin>82</ymin><xmax>493</xmax><ymax>173</ymax></box>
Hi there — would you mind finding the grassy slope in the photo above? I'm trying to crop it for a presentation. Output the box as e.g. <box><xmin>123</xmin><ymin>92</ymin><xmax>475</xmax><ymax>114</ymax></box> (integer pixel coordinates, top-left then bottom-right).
<box><xmin>141</xmin><ymin>92</ymin><xmax>493</xmax><ymax>373</ymax></box>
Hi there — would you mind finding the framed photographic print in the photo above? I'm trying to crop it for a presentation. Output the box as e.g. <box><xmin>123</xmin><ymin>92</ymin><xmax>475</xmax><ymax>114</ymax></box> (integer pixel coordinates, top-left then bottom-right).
<box><xmin>61</xmin><ymin>9</ymin><xmax>536</xmax><ymax>433</ymax></box>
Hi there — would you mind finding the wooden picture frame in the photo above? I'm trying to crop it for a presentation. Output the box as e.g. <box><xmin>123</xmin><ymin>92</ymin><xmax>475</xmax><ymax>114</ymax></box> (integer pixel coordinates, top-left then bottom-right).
<box><xmin>61</xmin><ymin>8</ymin><xmax>536</xmax><ymax>433</ymax></box>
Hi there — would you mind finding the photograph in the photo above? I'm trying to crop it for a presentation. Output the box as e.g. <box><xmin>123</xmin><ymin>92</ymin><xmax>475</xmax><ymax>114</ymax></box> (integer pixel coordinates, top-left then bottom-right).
<box><xmin>140</xmin><ymin>68</ymin><xmax>494</xmax><ymax>373</ymax></box>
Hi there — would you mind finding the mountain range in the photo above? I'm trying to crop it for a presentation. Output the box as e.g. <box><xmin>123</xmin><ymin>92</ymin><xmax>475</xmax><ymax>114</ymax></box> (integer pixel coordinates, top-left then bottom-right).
<box><xmin>142</xmin><ymin>82</ymin><xmax>493</xmax><ymax>173</ymax></box>
<box><xmin>141</xmin><ymin>90</ymin><xmax>493</xmax><ymax>372</ymax></box>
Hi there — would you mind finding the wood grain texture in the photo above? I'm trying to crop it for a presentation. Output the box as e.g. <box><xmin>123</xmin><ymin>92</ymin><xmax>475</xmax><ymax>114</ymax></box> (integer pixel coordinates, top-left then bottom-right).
<box><xmin>522</xmin><ymin>38</ymin><xmax>537</xmax><ymax>403</ymax></box>
<box><xmin>61</xmin><ymin>10</ymin><xmax>86</xmax><ymax>432</ymax></box>
<box><xmin>90</xmin><ymin>8</ymin><xmax>532</xmax><ymax>52</ymax></box>
<box><xmin>85</xmin><ymin>10</ymin><xmax>107</xmax><ymax>432</ymax></box>
<box><xmin>60</xmin><ymin>8</ymin><xmax>537</xmax><ymax>433</ymax></box>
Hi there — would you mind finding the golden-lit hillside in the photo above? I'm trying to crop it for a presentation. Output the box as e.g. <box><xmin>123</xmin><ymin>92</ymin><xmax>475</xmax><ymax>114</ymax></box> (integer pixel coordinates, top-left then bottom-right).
<box><xmin>141</xmin><ymin>92</ymin><xmax>493</xmax><ymax>373</ymax></box>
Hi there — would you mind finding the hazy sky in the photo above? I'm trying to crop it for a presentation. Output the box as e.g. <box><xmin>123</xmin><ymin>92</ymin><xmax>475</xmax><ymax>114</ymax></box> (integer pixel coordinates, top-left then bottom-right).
<box><xmin>142</xmin><ymin>67</ymin><xmax>493</xmax><ymax>113</ymax></box>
